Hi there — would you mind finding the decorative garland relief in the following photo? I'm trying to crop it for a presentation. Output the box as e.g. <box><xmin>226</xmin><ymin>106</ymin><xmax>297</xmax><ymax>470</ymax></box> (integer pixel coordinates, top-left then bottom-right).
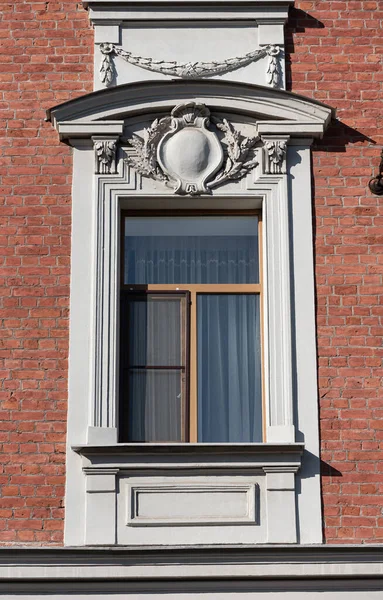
<box><xmin>99</xmin><ymin>43</ymin><xmax>282</xmax><ymax>88</ymax></box>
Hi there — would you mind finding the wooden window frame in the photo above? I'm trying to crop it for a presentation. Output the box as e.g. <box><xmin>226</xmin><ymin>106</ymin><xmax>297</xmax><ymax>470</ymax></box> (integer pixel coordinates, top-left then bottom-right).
<box><xmin>120</xmin><ymin>209</ymin><xmax>264</xmax><ymax>443</ymax></box>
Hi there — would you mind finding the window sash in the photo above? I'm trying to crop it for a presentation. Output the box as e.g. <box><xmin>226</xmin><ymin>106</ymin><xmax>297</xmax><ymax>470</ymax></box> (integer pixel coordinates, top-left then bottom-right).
<box><xmin>119</xmin><ymin>291</ymin><xmax>190</xmax><ymax>443</ymax></box>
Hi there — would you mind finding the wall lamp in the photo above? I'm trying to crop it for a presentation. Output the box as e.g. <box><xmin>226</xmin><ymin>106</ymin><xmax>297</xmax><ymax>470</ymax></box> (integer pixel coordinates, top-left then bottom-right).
<box><xmin>369</xmin><ymin>150</ymin><xmax>383</xmax><ymax>195</ymax></box>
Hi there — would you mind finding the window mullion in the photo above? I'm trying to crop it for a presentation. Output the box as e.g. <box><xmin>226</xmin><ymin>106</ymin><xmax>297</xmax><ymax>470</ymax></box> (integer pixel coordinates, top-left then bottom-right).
<box><xmin>189</xmin><ymin>290</ymin><xmax>198</xmax><ymax>443</ymax></box>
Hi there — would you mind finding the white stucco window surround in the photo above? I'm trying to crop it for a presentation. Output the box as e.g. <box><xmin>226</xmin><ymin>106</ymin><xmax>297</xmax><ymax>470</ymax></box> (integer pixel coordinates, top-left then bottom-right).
<box><xmin>48</xmin><ymin>79</ymin><xmax>333</xmax><ymax>546</ymax></box>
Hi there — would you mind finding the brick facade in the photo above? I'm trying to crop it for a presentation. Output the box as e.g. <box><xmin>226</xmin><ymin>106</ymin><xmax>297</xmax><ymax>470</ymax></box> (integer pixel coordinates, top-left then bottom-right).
<box><xmin>286</xmin><ymin>1</ymin><xmax>383</xmax><ymax>544</ymax></box>
<box><xmin>0</xmin><ymin>0</ymin><xmax>382</xmax><ymax>544</ymax></box>
<box><xmin>0</xmin><ymin>1</ymin><xmax>93</xmax><ymax>544</ymax></box>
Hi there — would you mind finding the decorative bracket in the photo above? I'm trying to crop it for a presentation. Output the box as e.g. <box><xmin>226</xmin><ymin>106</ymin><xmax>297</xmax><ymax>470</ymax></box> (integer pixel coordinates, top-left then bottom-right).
<box><xmin>93</xmin><ymin>136</ymin><xmax>118</xmax><ymax>175</ymax></box>
<box><xmin>262</xmin><ymin>136</ymin><xmax>288</xmax><ymax>175</ymax></box>
<box><xmin>125</xmin><ymin>102</ymin><xmax>259</xmax><ymax>195</ymax></box>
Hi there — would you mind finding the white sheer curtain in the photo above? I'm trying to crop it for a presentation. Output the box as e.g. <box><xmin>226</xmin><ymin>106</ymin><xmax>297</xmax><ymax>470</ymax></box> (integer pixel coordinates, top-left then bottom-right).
<box><xmin>197</xmin><ymin>294</ymin><xmax>262</xmax><ymax>442</ymax></box>
<box><xmin>124</xmin><ymin>216</ymin><xmax>259</xmax><ymax>285</ymax></box>
<box><xmin>123</xmin><ymin>296</ymin><xmax>184</xmax><ymax>442</ymax></box>
<box><xmin>125</xmin><ymin>236</ymin><xmax>258</xmax><ymax>284</ymax></box>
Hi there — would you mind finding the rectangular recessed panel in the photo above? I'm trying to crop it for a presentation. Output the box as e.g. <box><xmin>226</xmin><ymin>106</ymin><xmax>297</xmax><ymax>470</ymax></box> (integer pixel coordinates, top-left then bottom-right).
<box><xmin>127</xmin><ymin>483</ymin><xmax>257</xmax><ymax>526</ymax></box>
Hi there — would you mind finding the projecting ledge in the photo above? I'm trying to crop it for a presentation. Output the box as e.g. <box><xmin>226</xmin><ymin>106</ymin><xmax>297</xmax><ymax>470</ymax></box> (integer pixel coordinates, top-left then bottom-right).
<box><xmin>72</xmin><ymin>442</ymin><xmax>304</xmax><ymax>472</ymax></box>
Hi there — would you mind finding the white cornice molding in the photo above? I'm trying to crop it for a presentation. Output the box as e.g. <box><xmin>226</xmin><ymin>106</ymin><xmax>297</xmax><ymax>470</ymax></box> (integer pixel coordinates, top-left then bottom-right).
<box><xmin>84</xmin><ymin>0</ymin><xmax>295</xmax><ymax>7</ymax></box>
<box><xmin>56</xmin><ymin>121</ymin><xmax>124</xmax><ymax>141</ymax></box>
<box><xmin>47</xmin><ymin>80</ymin><xmax>334</xmax><ymax>141</ymax></box>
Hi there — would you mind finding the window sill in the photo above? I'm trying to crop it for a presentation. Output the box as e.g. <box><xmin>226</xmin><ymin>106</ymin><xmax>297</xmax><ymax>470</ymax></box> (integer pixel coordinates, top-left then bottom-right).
<box><xmin>72</xmin><ymin>442</ymin><xmax>304</xmax><ymax>472</ymax></box>
<box><xmin>72</xmin><ymin>443</ymin><xmax>304</xmax><ymax>545</ymax></box>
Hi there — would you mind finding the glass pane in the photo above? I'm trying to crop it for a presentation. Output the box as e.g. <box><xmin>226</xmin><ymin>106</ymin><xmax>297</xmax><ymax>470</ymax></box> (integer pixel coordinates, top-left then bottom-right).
<box><xmin>127</xmin><ymin>296</ymin><xmax>182</xmax><ymax>367</ymax></box>
<box><xmin>119</xmin><ymin>292</ymin><xmax>188</xmax><ymax>442</ymax></box>
<box><xmin>197</xmin><ymin>294</ymin><xmax>262</xmax><ymax>442</ymax></box>
<box><xmin>124</xmin><ymin>216</ymin><xmax>259</xmax><ymax>284</ymax></box>
<box><xmin>128</xmin><ymin>370</ymin><xmax>183</xmax><ymax>442</ymax></box>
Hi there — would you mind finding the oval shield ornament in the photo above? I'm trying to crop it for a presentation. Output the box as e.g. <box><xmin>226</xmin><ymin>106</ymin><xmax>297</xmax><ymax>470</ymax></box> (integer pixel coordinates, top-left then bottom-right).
<box><xmin>157</xmin><ymin>103</ymin><xmax>224</xmax><ymax>195</ymax></box>
<box><xmin>125</xmin><ymin>101</ymin><xmax>259</xmax><ymax>196</ymax></box>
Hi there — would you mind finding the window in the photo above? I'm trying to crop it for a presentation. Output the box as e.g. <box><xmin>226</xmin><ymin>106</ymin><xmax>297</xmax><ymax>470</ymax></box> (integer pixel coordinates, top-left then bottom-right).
<box><xmin>50</xmin><ymin>67</ymin><xmax>332</xmax><ymax>544</ymax></box>
<box><xmin>119</xmin><ymin>211</ymin><xmax>263</xmax><ymax>443</ymax></box>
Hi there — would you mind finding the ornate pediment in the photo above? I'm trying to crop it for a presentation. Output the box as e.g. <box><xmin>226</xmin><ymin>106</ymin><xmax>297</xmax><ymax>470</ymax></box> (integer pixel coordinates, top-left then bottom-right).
<box><xmin>48</xmin><ymin>80</ymin><xmax>334</xmax><ymax>189</ymax></box>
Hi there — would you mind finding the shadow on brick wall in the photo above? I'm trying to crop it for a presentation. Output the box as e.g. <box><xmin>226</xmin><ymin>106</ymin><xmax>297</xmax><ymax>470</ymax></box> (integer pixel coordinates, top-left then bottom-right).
<box><xmin>314</xmin><ymin>120</ymin><xmax>376</xmax><ymax>153</ymax></box>
<box><xmin>320</xmin><ymin>460</ymin><xmax>342</xmax><ymax>477</ymax></box>
<box><xmin>285</xmin><ymin>8</ymin><xmax>325</xmax><ymax>92</ymax></box>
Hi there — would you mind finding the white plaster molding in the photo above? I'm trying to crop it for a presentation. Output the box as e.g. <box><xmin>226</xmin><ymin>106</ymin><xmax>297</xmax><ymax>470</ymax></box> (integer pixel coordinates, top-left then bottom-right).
<box><xmin>266</xmin><ymin>45</ymin><xmax>282</xmax><ymax>88</ymax></box>
<box><xmin>255</xmin><ymin>161</ymin><xmax>293</xmax><ymax>443</ymax></box>
<box><xmin>287</xmin><ymin>141</ymin><xmax>322</xmax><ymax>543</ymax></box>
<box><xmin>93</xmin><ymin>136</ymin><xmax>118</xmax><ymax>174</ymax></box>
<box><xmin>86</xmin><ymin>0</ymin><xmax>292</xmax><ymax>91</ymax></box>
<box><xmin>3</xmin><ymin>545</ymin><xmax>383</xmax><ymax>582</ymax></box>
<box><xmin>85</xmin><ymin>2</ymin><xmax>293</xmax><ymax>23</ymax></box>
<box><xmin>65</xmin><ymin>166</ymin><xmax>301</xmax><ymax>543</ymax></box>
<box><xmin>94</xmin><ymin>20</ymin><xmax>121</xmax><ymax>45</ymax></box>
<box><xmin>88</xmin><ymin>171</ymin><xmax>295</xmax><ymax>448</ymax></box>
<box><xmin>125</xmin><ymin>480</ymin><xmax>258</xmax><ymax>526</ymax></box>
<box><xmin>85</xmin><ymin>0</ymin><xmax>295</xmax><ymax>6</ymax></box>
<box><xmin>85</xmin><ymin>468</ymin><xmax>118</xmax><ymax>545</ymax></box>
<box><xmin>257</xmin><ymin>18</ymin><xmax>287</xmax><ymax>46</ymax></box>
<box><xmin>262</xmin><ymin>135</ymin><xmax>288</xmax><ymax>174</ymax></box>
<box><xmin>48</xmin><ymin>81</ymin><xmax>334</xmax><ymax>139</ymax></box>
<box><xmin>91</xmin><ymin>180</ymin><xmax>121</xmax><ymax>435</ymax></box>
<box><xmin>156</xmin><ymin>103</ymin><xmax>224</xmax><ymax>195</ymax></box>
<box><xmin>265</xmin><ymin>470</ymin><xmax>296</xmax><ymax>543</ymax></box>
<box><xmin>56</xmin><ymin>121</ymin><xmax>124</xmax><ymax>141</ymax></box>
<box><xmin>75</xmin><ymin>446</ymin><xmax>302</xmax><ymax>545</ymax></box>
<box><xmin>125</xmin><ymin>102</ymin><xmax>259</xmax><ymax>195</ymax></box>
<box><xmin>73</xmin><ymin>443</ymin><xmax>304</xmax><ymax>470</ymax></box>
<box><xmin>99</xmin><ymin>43</ymin><xmax>116</xmax><ymax>86</ymax></box>
<box><xmin>99</xmin><ymin>43</ymin><xmax>274</xmax><ymax>87</ymax></box>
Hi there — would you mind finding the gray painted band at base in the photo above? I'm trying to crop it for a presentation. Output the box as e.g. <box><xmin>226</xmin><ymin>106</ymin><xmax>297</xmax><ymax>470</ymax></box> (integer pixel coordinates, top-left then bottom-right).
<box><xmin>1</xmin><ymin>546</ymin><xmax>383</xmax><ymax>596</ymax></box>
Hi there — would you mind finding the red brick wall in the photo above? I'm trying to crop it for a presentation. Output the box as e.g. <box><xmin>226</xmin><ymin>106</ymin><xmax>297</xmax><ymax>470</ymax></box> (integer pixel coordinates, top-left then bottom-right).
<box><xmin>0</xmin><ymin>0</ymin><xmax>382</xmax><ymax>545</ymax></box>
<box><xmin>286</xmin><ymin>1</ymin><xmax>383</xmax><ymax>544</ymax></box>
<box><xmin>0</xmin><ymin>1</ymin><xmax>93</xmax><ymax>544</ymax></box>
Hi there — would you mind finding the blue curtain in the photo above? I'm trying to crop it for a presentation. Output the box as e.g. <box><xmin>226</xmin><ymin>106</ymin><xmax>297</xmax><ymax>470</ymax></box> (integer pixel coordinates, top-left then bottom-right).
<box><xmin>197</xmin><ymin>294</ymin><xmax>262</xmax><ymax>442</ymax></box>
